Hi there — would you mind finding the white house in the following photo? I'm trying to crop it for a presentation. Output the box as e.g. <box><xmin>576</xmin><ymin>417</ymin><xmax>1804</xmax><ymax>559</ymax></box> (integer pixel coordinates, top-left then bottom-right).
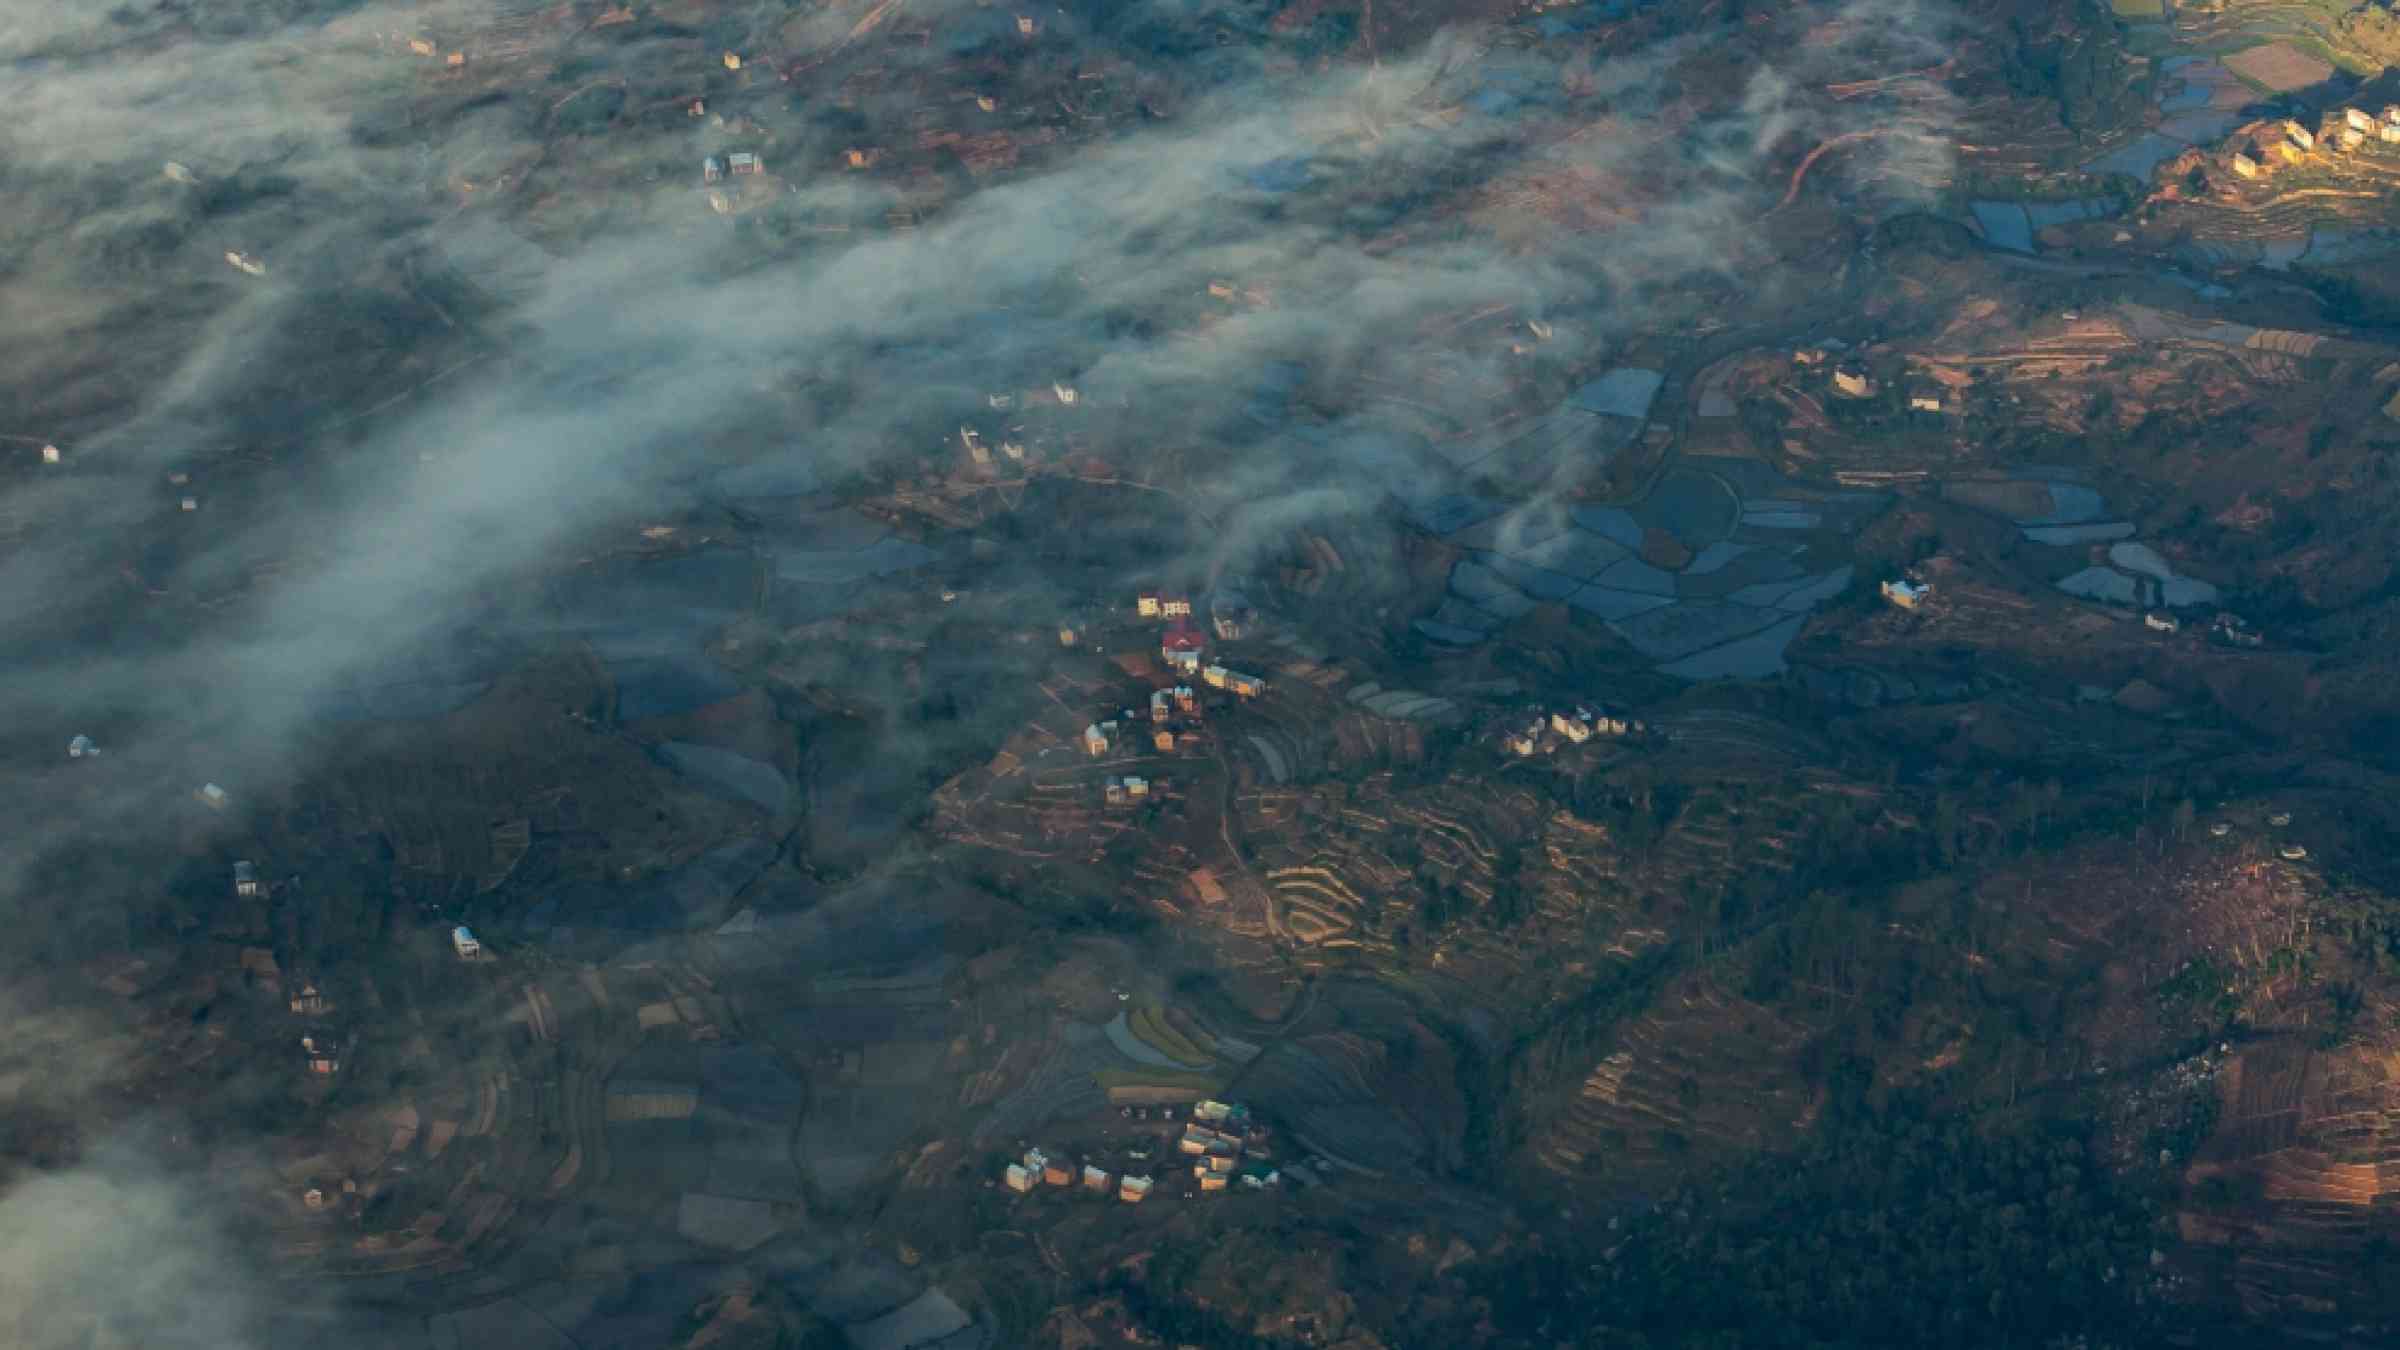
<box><xmin>67</xmin><ymin>734</ymin><xmax>96</xmax><ymax>758</ymax></box>
<box><xmin>1881</xmin><ymin>578</ymin><xmax>1928</xmax><ymax>610</ymax></box>
<box><xmin>1550</xmin><ymin>711</ymin><xmax>1592</xmax><ymax>743</ymax></box>
<box><xmin>1082</xmin><ymin>723</ymin><xmax>1110</xmax><ymax>757</ymax></box>
<box><xmin>452</xmin><ymin>926</ymin><xmax>481</xmax><ymax>960</ymax></box>
<box><xmin>1124</xmin><ymin>776</ymin><xmax>1149</xmax><ymax>800</ymax></box>
<box><xmin>2144</xmin><ymin>612</ymin><xmax>2180</xmax><ymax>633</ymax></box>
<box><xmin>1227</xmin><ymin>672</ymin><xmax>1264</xmax><ymax>699</ymax></box>
<box><xmin>1005</xmin><ymin>1164</ymin><xmax>1036</xmax><ymax>1193</ymax></box>
<box><xmin>1119</xmin><ymin>1174</ymin><xmax>1152</xmax><ymax>1203</ymax></box>
<box><xmin>2347</xmin><ymin>107</ymin><xmax>2375</xmax><ymax>133</ymax></box>
<box><xmin>197</xmin><ymin>783</ymin><xmax>230</xmax><ymax>809</ymax></box>
<box><xmin>234</xmin><ymin>861</ymin><xmax>262</xmax><ymax>898</ymax></box>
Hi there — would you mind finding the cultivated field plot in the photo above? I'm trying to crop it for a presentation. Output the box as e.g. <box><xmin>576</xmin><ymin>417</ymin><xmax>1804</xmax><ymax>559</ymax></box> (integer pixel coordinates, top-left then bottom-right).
<box><xmin>2220</xmin><ymin>42</ymin><xmax>2335</xmax><ymax>93</ymax></box>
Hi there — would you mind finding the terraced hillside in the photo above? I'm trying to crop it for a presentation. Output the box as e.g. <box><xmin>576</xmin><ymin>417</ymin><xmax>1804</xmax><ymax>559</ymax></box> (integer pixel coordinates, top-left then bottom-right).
<box><xmin>1519</xmin><ymin>965</ymin><xmax>1830</xmax><ymax>1198</ymax></box>
<box><xmin>235</xmin><ymin>941</ymin><xmax>647</xmax><ymax>1290</ymax></box>
<box><xmin>2182</xmin><ymin>1041</ymin><xmax>2400</xmax><ymax>1333</ymax></box>
<box><xmin>1235</xmin><ymin>985</ymin><xmax>1475</xmax><ymax>1175</ymax></box>
<box><xmin>1228</xmin><ymin>705</ymin><xmax>1862</xmax><ymax>1005</ymax></box>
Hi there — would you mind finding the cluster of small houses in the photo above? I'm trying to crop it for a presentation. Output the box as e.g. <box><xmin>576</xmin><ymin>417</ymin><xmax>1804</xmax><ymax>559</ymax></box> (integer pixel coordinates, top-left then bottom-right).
<box><xmin>64</xmin><ymin>733</ymin><xmax>500</xmax><ymax>1089</ymax></box>
<box><xmin>1003</xmin><ymin>1100</ymin><xmax>1278</xmax><ymax>1202</ymax></box>
<box><xmin>1796</xmin><ymin>346</ymin><xmax>1944</xmax><ymax>413</ymax></box>
<box><xmin>289</xmin><ymin>925</ymin><xmax>485</xmax><ymax>1081</ymax></box>
<box><xmin>2209</xmin><ymin>611</ymin><xmax>2264</xmax><ymax>647</ymax></box>
<box><xmin>1076</xmin><ymin>590</ymin><xmax>1267</xmax><ymax>776</ymax></box>
<box><xmin>958</xmin><ymin>380</ymin><xmax>1107</xmax><ymax>467</ymax></box>
<box><xmin>65</xmin><ymin>749</ymin><xmax>241</xmax><ymax>815</ymax></box>
<box><xmin>2229</xmin><ymin>106</ymin><xmax>2400</xmax><ymax>180</ymax></box>
<box><xmin>699</xmin><ymin>152</ymin><xmax>765</xmax><ymax>183</ymax></box>
<box><xmin>1881</xmin><ymin>574</ymin><xmax>2264</xmax><ymax>647</ymax></box>
<box><xmin>2124</xmin><ymin>607</ymin><xmax>2266</xmax><ymax>648</ymax></box>
<box><xmin>1502</xmin><ymin>706</ymin><xmax>1644</xmax><ymax>757</ymax></box>
<box><xmin>1138</xmin><ymin>590</ymin><xmax>1256</xmax><ymax>645</ymax></box>
<box><xmin>697</xmin><ymin>151</ymin><xmax>770</xmax><ymax>215</ymax></box>
<box><xmin>218</xmin><ymin>853</ymin><xmax>491</xmax><ymax>1214</ymax></box>
<box><xmin>225</xmin><ymin>859</ymin><xmax>345</xmax><ymax>1081</ymax></box>
<box><xmin>1088</xmin><ymin>684</ymin><xmax>1198</xmax><ymax>759</ymax></box>
<box><xmin>2209</xmin><ymin>810</ymin><xmax>2311</xmax><ymax>861</ymax></box>
<box><xmin>2135</xmin><ymin>605</ymin><xmax>2266</xmax><ymax>647</ymax></box>
<box><xmin>212</xmin><ymin>856</ymin><xmax>489</xmax><ymax>1083</ymax></box>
